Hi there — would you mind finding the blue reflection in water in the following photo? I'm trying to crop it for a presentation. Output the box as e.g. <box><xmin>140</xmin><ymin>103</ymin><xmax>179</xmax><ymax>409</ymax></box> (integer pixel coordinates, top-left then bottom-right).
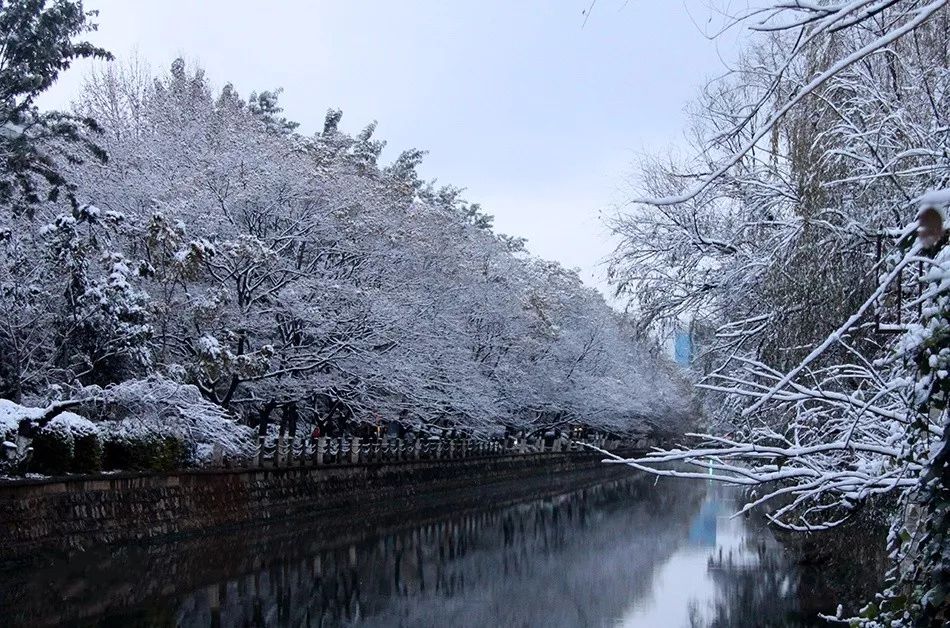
<box><xmin>688</xmin><ymin>492</ymin><xmax>722</xmax><ymax>548</ymax></box>
<box><xmin>618</xmin><ymin>482</ymin><xmax>794</xmax><ymax>627</ymax></box>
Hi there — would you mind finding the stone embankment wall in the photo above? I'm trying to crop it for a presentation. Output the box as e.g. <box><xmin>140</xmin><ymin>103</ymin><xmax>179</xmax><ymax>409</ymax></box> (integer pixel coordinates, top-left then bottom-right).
<box><xmin>0</xmin><ymin>450</ymin><xmax>630</xmax><ymax>558</ymax></box>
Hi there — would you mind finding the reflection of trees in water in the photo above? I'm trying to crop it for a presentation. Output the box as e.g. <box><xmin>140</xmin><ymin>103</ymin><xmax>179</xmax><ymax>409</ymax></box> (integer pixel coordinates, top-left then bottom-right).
<box><xmin>700</xmin><ymin>538</ymin><xmax>800</xmax><ymax>628</ymax></box>
<box><xmin>0</xmin><ymin>468</ymin><xmax>620</xmax><ymax>625</ymax></box>
<box><xmin>163</xmin><ymin>477</ymin><xmax>704</xmax><ymax>628</ymax></box>
<box><xmin>0</xmin><ymin>474</ymin><xmax>886</xmax><ymax>628</ymax></box>
<box><xmin>691</xmin><ymin>485</ymin><xmax>886</xmax><ymax>628</ymax></box>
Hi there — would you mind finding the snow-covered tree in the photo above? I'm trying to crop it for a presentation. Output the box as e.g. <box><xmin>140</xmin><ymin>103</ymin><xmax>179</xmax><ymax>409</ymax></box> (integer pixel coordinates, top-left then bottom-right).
<box><xmin>608</xmin><ymin>2</ymin><xmax>949</xmax><ymax>622</ymax></box>
<box><xmin>58</xmin><ymin>57</ymin><xmax>687</xmax><ymax>442</ymax></box>
<box><xmin>0</xmin><ymin>0</ymin><xmax>691</xmax><ymax>472</ymax></box>
<box><xmin>0</xmin><ymin>0</ymin><xmax>110</xmax><ymax>215</ymax></box>
<box><xmin>0</xmin><ymin>0</ymin><xmax>122</xmax><ymax>401</ymax></box>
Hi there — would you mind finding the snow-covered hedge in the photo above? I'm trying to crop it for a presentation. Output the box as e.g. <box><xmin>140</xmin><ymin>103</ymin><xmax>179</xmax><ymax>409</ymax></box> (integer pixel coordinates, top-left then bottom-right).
<box><xmin>0</xmin><ymin>399</ymin><xmax>40</xmax><ymax>439</ymax></box>
<box><xmin>0</xmin><ymin>400</ymin><xmax>102</xmax><ymax>474</ymax></box>
<box><xmin>38</xmin><ymin>412</ymin><xmax>97</xmax><ymax>440</ymax></box>
<box><xmin>31</xmin><ymin>412</ymin><xmax>101</xmax><ymax>474</ymax></box>
<box><xmin>1</xmin><ymin>377</ymin><xmax>257</xmax><ymax>475</ymax></box>
<box><xmin>73</xmin><ymin>377</ymin><xmax>257</xmax><ymax>464</ymax></box>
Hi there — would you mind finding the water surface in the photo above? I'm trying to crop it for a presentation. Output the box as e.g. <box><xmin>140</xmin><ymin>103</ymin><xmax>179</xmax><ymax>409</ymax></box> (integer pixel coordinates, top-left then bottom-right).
<box><xmin>0</xmin><ymin>468</ymin><xmax>877</xmax><ymax>627</ymax></box>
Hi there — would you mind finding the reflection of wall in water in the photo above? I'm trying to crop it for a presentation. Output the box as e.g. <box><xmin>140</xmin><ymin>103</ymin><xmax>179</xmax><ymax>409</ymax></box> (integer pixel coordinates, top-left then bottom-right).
<box><xmin>0</xmin><ymin>474</ymin><xmax>884</xmax><ymax>628</ymax></box>
<box><xmin>170</xmin><ymin>477</ymin><xmax>704</xmax><ymax>628</ymax></box>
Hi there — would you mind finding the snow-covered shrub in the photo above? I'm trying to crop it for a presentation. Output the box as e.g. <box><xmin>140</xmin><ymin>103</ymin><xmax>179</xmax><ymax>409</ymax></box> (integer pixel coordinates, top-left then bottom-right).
<box><xmin>60</xmin><ymin>413</ymin><xmax>104</xmax><ymax>473</ymax></box>
<box><xmin>3</xmin><ymin>377</ymin><xmax>256</xmax><ymax>474</ymax></box>
<box><xmin>0</xmin><ymin>399</ymin><xmax>23</xmax><ymax>442</ymax></box>
<box><xmin>100</xmin><ymin>432</ymin><xmax>189</xmax><ymax>471</ymax></box>
<box><xmin>30</xmin><ymin>420</ymin><xmax>75</xmax><ymax>475</ymax></box>
<box><xmin>74</xmin><ymin>376</ymin><xmax>256</xmax><ymax>466</ymax></box>
<box><xmin>1</xmin><ymin>399</ymin><xmax>45</xmax><ymax>473</ymax></box>
<box><xmin>29</xmin><ymin>412</ymin><xmax>99</xmax><ymax>474</ymax></box>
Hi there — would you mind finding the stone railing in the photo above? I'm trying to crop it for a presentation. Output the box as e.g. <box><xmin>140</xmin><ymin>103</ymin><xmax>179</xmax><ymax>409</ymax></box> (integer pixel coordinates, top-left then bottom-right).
<box><xmin>210</xmin><ymin>434</ymin><xmax>641</xmax><ymax>469</ymax></box>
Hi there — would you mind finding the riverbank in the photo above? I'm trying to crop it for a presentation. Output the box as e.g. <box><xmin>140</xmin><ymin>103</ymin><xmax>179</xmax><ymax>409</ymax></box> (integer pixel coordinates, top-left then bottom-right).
<box><xmin>0</xmin><ymin>448</ymin><xmax>636</xmax><ymax>560</ymax></box>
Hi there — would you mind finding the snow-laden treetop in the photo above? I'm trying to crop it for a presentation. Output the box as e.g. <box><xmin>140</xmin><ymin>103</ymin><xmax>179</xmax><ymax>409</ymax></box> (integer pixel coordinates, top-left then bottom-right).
<box><xmin>0</xmin><ymin>38</ymin><xmax>691</xmax><ymax>438</ymax></box>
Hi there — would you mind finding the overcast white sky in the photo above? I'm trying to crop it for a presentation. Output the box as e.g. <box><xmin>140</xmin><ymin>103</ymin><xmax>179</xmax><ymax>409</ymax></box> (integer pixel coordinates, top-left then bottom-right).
<box><xmin>40</xmin><ymin>1</ymin><xmax>740</xmax><ymax>298</ymax></box>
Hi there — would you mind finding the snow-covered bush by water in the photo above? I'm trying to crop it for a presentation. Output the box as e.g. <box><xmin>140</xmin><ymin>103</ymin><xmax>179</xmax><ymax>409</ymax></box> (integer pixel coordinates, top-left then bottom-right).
<box><xmin>0</xmin><ymin>399</ymin><xmax>30</xmax><ymax>440</ymax></box>
<box><xmin>0</xmin><ymin>400</ymin><xmax>99</xmax><ymax>474</ymax></box>
<box><xmin>1</xmin><ymin>377</ymin><xmax>256</xmax><ymax>474</ymax></box>
<box><xmin>75</xmin><ymin>378</ymin><xmax>258</xmax><ymax>462</ymax></box>
<box><xmin>31</xmin><ymin>411</ymin><xmax>99</xmax><ymax>474</ymax></box>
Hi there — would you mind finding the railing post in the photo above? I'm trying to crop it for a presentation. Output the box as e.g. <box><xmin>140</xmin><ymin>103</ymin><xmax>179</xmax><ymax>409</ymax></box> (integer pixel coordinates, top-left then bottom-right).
<box><xmin>350</xmin><ymin>437</ymin><xmax>361</xmax><ymax>464</ymax></box>
<box><xmin>316</xmin><ymin>437</ymin><xmax>325</xmax><ymax>465</ymax></box>
<box><xmin>274</xmin><ymin>435</ymin><xmax>282</xmax><ymax>467</ymax></box>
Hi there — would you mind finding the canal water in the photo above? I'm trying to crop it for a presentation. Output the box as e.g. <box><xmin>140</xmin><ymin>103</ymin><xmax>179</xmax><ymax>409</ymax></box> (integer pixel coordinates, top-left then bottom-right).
<box><xmin>0</xmin><ymin>468</ymin><xmax>880</xmax><ymax>627</ymax></box>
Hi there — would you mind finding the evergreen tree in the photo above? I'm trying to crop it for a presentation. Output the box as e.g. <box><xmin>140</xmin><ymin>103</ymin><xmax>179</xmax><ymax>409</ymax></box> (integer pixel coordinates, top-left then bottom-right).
<box><xmin>0</xmin><ymin>0</ymin><xmax>111</xmax><ymax>216</ymax></box>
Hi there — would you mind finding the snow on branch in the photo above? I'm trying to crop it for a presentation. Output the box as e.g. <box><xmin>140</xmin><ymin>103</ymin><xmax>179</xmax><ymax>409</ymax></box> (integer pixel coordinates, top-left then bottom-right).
<box><xmin>634</xmin><ymin>0</ymin><xmax>947</xmax><ymax>207</ymax></box>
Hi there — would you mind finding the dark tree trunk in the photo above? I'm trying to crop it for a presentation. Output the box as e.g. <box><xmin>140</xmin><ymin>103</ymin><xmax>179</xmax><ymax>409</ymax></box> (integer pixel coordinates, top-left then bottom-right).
<box><xmin>283</xmin><ymin>403</ymin><xmax>299</xmax><ymax>439</ymax></box>
<box><xmin>258</xmin><ymin>400</ymin><xmax>277</xmax><ymax>438</ymax></box>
